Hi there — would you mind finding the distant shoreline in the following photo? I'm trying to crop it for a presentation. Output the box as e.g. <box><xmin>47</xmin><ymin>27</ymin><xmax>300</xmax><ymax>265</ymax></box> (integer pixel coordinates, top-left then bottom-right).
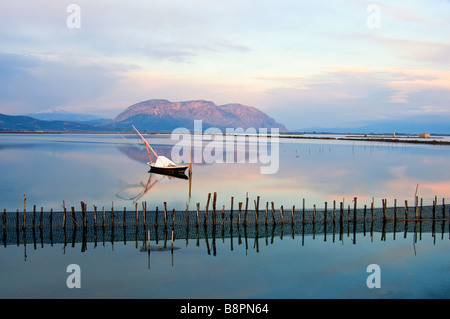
<box><xmin>1</xmin><ymin>130</ymin><xmax>450</xmax><ymax>145</ymax></box>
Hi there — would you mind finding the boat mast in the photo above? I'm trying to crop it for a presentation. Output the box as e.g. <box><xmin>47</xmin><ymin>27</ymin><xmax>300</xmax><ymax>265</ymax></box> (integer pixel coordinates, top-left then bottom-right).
<box><xmin>132</xmin><ymin>125</ymin><xmax>158</xmax><ymax>163</ymax></box>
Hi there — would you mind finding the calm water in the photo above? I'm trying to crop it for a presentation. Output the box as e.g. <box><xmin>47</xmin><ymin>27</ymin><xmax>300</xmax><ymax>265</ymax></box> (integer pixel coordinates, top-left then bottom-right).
<box><xmin>0</xmin><ymin>133</ymin><xmax>449</xmax><ymax>299</ymax></box>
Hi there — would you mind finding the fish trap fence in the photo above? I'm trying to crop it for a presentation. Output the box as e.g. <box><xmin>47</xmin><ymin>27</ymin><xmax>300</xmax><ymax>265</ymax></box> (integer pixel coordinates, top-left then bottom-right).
<box><xmin>1</xmin><ymin>204</ymin><xmax>449</xmax><ymax>246</ymax></box>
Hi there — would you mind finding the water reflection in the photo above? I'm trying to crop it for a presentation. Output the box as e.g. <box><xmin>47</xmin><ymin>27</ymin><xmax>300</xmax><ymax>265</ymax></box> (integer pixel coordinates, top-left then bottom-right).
<box><xmin>2</xmin><ymin>205</ymin><xmax>448</xmax><ymax>266</ymax></box>
<box><xmin>116</xmin><ymin>171</ymin><xmax>189</xmax><ymax>205</ymax></box>
<box><xmin>1</xmin><ymin>134</ymin><xmax>449</xmax><ymax>213</ymax></box>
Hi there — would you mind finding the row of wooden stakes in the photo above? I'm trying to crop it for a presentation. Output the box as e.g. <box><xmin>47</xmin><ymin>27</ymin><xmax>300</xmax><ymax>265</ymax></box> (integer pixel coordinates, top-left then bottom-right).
<box><xmin>2</xmin><ymin>193</ymin><xmax>449</xmax><ymax>231</ymax></box>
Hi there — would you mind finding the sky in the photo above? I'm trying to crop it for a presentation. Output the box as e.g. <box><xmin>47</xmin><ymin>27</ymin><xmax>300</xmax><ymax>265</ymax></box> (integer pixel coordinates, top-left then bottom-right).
<box><xmin>1</xmin><ymin>0</ymin><xmax>450</xmax><ymax>131</ymax></box>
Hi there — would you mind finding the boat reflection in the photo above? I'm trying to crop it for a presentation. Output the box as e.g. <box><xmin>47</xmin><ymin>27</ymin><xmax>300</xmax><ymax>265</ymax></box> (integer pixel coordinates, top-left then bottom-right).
<box><xmin>116</xmin><ymin>169</ymin><xmax>190</xmax><ymax>205</ymax></box>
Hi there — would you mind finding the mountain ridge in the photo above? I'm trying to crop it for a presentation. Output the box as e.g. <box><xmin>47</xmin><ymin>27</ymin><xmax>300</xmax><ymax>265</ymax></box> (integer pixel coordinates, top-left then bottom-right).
<box><xmin>113</xmin><ymin>99</ymin><xmax>289</xmax><ymax>132</ymax></box>
<box><xmin>0</xmin><ymin>99</ymin><xmax>289</xmax><ymax>132</ymax></box>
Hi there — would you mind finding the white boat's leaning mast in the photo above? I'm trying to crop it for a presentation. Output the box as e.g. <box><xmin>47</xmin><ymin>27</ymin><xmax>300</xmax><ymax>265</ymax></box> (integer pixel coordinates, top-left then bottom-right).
<box><xmin>132</xmin><ymin>125</ymin><xmax>158</xmax><ymax>164</ymax></box>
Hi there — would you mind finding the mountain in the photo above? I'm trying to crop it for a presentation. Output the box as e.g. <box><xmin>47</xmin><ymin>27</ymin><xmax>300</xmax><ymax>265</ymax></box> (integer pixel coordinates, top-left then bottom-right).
<box><xmin>26</xmin><ymin>109</ymin><xmax>110</xmax><ymax>124</ymax></box>
<box><xmin>299</xmin><ymin>116</ymin><xmax>450</xmax><ymax>135</ymax></box>
<box><xmin>111</xmin><ymin>99</ymin><xmax>289</xmax><ymax>132</ymax></box>
<box><xmin>1</xmin><ymin>99</ymin><xmax>288</xmax><ymax>132</ymax></box>
<box><xmin>0</xmin><ymin>113</ymin><xmax>101</xmax><ymax>132</ymax></box>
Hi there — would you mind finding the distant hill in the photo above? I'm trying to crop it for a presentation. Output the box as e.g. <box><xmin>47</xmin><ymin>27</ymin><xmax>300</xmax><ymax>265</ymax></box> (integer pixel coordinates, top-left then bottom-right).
<box><xmin>26</xmin><ymin>109</ymin><xmax>109</xmax><ymax>123</ymax></box>
<box><xmin>299</xmin><ymin>117</ymin><xmax>450</xmax><ymax>135</ymax></box>
<box><xmin>111</xmin><ymin>99</ymin><xmax>289</xmax><ymax>132</ymax></box>
<box><xmin>0</xmin><ymin>113</ymin><xmax>101</xmax><ymax>132</ymax></box>
<box><xmin>0</xmin><ymin>99</ymin><xmax>289</xmax><ymax>133</ymax></box>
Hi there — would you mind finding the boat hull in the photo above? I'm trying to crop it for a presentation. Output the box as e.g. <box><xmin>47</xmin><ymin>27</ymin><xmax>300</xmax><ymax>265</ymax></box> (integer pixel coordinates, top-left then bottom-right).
<box><xmin>148</xmin><ymin>164</ymin><xmax>189</xmax><ymax>178</ymax></box>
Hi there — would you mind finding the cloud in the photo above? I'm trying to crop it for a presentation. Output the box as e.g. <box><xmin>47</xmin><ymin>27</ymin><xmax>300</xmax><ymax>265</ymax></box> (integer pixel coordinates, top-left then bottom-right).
<box><xmin>253</xmin><ymin>66</ymin><xmax>450</xmax><ymax>130</ymax></box>
<box><xmin>0</xmin><ymin>1</ymin><xmax>449</xmax><ymax>130</ymax></box>
<box><xmin>0</xmin><ymin>53</ymin><xmax>119</xmax><ymax>114</ymax></box>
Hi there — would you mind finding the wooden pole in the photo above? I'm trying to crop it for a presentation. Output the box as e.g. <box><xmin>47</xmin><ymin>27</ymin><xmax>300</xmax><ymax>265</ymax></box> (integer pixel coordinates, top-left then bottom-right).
<box><xmin>291</xmin><ymin>205</ymin><xmax>295</xmax><ymax>224</ymax></box>
<box><xmin>186</xmin><ymin>204</ymin><xmax>189</xmax><ymax>225</ymax></box>
<box><xmin>405</xmin><ymin>200</ymin><xmax>409</xmax><ymax>219</ymax></box>
<box><xmin>265</xmin><ymin>202</ymin><xmax>269</xmax><ymax>225</ymax></box>
<box><xmin>110</xmin><ymin>202</ymin><xmax>114</xmax><ymax>227</ymax></box>
<box><xmin>81</xmin><ymin>202</ymin><xmax>87</xmax><ymax>228</ymax></box>
<box><xmin>433</xmin><ymin>197</ymin><xmax>436</xmax><ymax>219</ymax></box>
<box><xmin>394</xmin><ymin>199</ymin><xmax>397</xmax><ymax>220</ymax></box>
<box><xmin>254</xmin><ymin>200</ymin><xmax>259</xmax><ymax>225</ymax></box>
<box><xmin>212</xmin><ymin>192</ymin><xmax>217</xmax><ymax>226</ymax></box>
<box><xmin>313</xmin><ymin>204</ymin><xmax>316</xmax><ymax>224</ymax></box>
<box><xmin>143</xmin><ymin>201</ymin><xmax>147</xmax><ymax>225</ymax></box>
<box><xmin>196</xmin><ymin>203</ymin><xmax>200</xmax><ymax>227</ymax></box>
<box><xmin>415</xmin><ymin>196</ymin><xmax>419</xmax><ymax>219</ymax></box>
<box><xmin>164</xmin><ymin>202</ymin><xmax>167</xmax><ymax>227</ymax></box>
<box><xmin>205</xmin><ymin>193</ymin><xmax>211</xmax><ymax>226</ymax></box>
<box><xmin>172</xmin><ymin>209</ymin><xmax>176</xmax><ymax>227</ymax></box>
<box><xmin>333</xmin><ymin>200</ymin><xmax>336</xmax><ymax>223</ymax></box>
<box><xmin>238</xmin><ymin>202</ymin><xmax>242</xmax><ymax>225</ymax></box>
<box><xmin>33</xmin><ymin>205</ymin><xmax>36</xmax><ymax>229</ymax></box>
<box><xmin>302</xmin><ymin>198</ymin><xmax>306</xmax><ymax>224</ymax></box>
<box><xmin>271</xmin><ymin>202</ymin><xmax>276</xmax><ymax>224</ymax></box>
<box><xmin>93</xmin><ymin>205</ymin><xmax>96</xmax><ymax>228</ymax></box>
<box><xmin>443</xmin><ymin>198</ymin><xmax>446</xmax><ymax>219</ymax></box>
<box><xmin>135</xmin><ymin>202</ymin><xmax>139</xmax><ymax>225</ymax></box>
<box><xmin>230</xmin><ymin>197</ymin><xmax>234</xmax><ymax>222</ymax></box>
<box><xmin>71</xmin><ymin>207</ymin><xmax>77</xmax><ymax>227</ymax></box>
<box><xmin>244</xmin><ymin>194</ymin><xmax>249</xmax><ymax>226</ymax></box>
<box><xmin>371</xmin><ymin>198</ymin><xmax>374</xmax><ymax>221</ymax></box>
<box><xmin>2</xmin><ymin>209</ymin><xmax>6</xmax><ymax>230</ymax></box>
<box><xmin>420</xmin><ymin>198</ymin><xmax>423</xmax><ymax>219</ymax></box>
<box><xmin>23</xmin><ymin>194</ymin><xmax>26</xmax><ymax>230</ymax></box>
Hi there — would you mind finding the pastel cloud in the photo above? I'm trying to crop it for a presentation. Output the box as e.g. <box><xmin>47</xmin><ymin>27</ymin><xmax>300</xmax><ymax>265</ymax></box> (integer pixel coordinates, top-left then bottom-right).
<box><xmin>0</xmin><ymin>1</ymin><xmax>449</xmax><ymax>130</ymax></box>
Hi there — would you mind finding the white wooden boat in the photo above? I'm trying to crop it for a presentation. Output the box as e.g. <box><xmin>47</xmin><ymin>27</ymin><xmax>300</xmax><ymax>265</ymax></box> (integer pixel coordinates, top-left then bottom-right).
<box><xmin>132</xmin><ymin>125</ymin><xmax>188</xmax><ymax>175</ymax></box>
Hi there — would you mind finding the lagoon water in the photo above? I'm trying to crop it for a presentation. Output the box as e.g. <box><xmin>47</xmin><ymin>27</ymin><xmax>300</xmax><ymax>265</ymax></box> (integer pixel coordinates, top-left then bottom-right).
<box><xmin>0</xmin><ymin>133</ymin><xmax>449</xmax><ymax>299</ymax></box>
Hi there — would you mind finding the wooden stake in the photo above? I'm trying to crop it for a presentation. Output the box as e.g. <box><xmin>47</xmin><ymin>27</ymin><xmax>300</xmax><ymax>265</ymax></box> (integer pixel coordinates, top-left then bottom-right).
<box><xmin>196</xmin><ymin>203</ymin><xmax>200</xmax><ymax>227</ymax></box>
<box><xmin>186</xmin><ymin>204</ymin><xmax>189</xmax><ymax>225</ymax></box>
<box><xmin>23</xmin><ymin>194</ymin><xmax>26</xmax><ymax>230</ymax></box>
<box><xmin>238</xmin><ymin>202</ymin><xmax>242</xmax><ymax>225</ymax></box>
<box><xmin>244</xmin><ymin>194</ymin><xmax>249</xmax><ymax>226</ymax></box>
<box><xmin>265</xmin><ymin>202</ymin><xmax>269</xmax><ymax>225</ymax></box>
<box><xmin>143</xmin><ymin>201</ymin><xmax>147</xmax><ymax>225</ymax></box>
<box><xmin>33</xmin><ymin>205</ymin><xmax>36</xmax><ymax>229</ymax></box>
<box><xmin>313</xmin><ymin>204</ymin><xmax>316</xmax><ymax>224</ymax></box>
<box><xmin>280</xmin><ymin>205</ymin><xmax>284</xmax><ymax>224</ymax></box>
<box><xmin>205</xmin><ymin>193</ymin><xmax>211</xmax><ymax>226</ymax></box>
<box><xmin>271</xmin><ymin>202</ymin><xmax>276</xmax><ymax>224</ymax></box>
<box><xmin>93</xmin><ymin>204</ymin><xmax>96</xmax><ymax>228</ymax></box>
<box><xmin>394</xmin><ymin>199</ymin><xmax>397</xmax><ymax>220</ymax></box>
<box><xmin>135</xmin><ymin>202</ymin><xmax>138</xmax><ymax>225</ymax></box>
<box><xmin>164</xmin><ymin>202</ymin><xmax>167</xmax><ymax>227</ymax></box>
<box><xmin>172</xmin><ymin>208</ymin><xmax>176</xmax><ymax>227</ymax></box>
<box><xmin>405</xmin><ymin>200</ymin><xmax>409</xmax><ymax>219</ymax></box>
<box><xmin>71</xmin><ymin>206</ymin><xmax>77</xmax><ymax>227</ymax></box>
<box><xmin>123</xmin><ymin>207</ymin><xmax>127</xmax><ymax>227</ymax></box>
<box><xmin>291</xmin><ymin>205</ymin><xmax>295</xmax><ymax>224</ymax></box>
